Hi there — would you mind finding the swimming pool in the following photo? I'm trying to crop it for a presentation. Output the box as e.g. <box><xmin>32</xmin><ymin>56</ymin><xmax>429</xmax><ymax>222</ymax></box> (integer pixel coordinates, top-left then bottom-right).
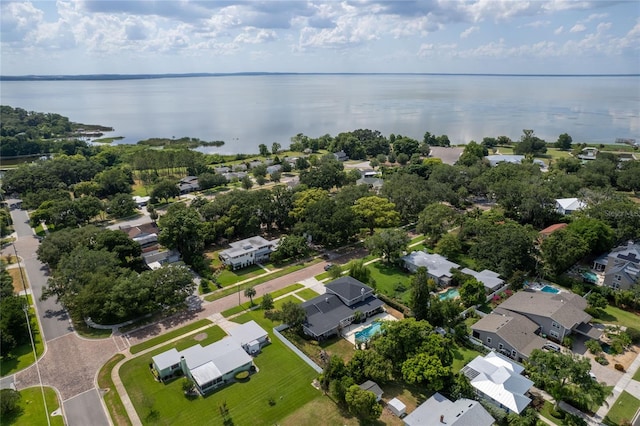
<box><xmin>541</xmin><ymin>285</ymin><xmax>560</xmax><ymax>294</ymax></box>
<box><xmin>439</xmin><ymin>288</ymin><xmax>460</xmax><ymax>301</ymax></box>
<box><xmin>582</xmin><ymin>272</ymin><xmax>598</xmax><ymax>283</ymax></box>
<box><xmin>355</xmin><ymin>321</ymin><xmax>382</xmax><ymax>343</ymax></box>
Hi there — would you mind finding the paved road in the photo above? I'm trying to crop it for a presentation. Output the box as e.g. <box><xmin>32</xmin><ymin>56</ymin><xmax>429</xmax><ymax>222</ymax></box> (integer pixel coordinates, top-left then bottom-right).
<box><xmin>4</xmin><ymin>209</ymin><xmax>73</xmax><ymax>341</ymax></box>
<box><xmin>1</xmin><ymin>208</ymin><xmax>114</xmax><ymax>426</ymax></box>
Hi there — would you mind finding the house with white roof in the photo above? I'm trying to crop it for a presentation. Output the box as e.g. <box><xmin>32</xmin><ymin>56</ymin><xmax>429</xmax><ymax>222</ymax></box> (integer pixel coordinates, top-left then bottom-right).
<box><xmin>462</xmin><ymin>352</ymin><xmax>534</xmax><ymax>414</ymax></box>
<box><xmin>403</xmin><ymin>392</ymin><xmax>494</xmax><ymax>426</ymax></box>
<box><xmin>555</xmin><ymin>198</ymin><xmax>586</xmax><ymax>215</ymax></box>
<box><xmin>461</xmin><ymin>268</ymin><xmax>504</xmax><ymax>292</ymax></box>
<box><xmin>485</xmin><ymin>154</ymin><xmax>546</xmax><ymax>169</ymax></box>
<box><xmin>401</xmin><ymin>251</ymin><xmax>460</xmax><ymax>286</ymax></box>
<box><xmin>219</xmin><ymin>236</ymin><xmax>279</xmax><ymax>270</ymax></box>
<box><xmin>151</xmin><ymin>320</ymin><xmax>267</xmax><ymax>395</ymax></box>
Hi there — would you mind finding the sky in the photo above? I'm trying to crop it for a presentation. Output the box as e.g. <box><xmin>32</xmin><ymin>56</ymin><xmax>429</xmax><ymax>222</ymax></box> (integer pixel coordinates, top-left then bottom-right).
<box><xmin>1</xmin><ymin>0</ymin><xmax>639</xmax><ymax>75</ymax></box>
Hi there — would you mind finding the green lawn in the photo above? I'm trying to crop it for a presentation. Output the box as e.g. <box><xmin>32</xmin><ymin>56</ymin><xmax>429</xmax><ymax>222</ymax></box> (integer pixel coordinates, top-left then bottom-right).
<box><xmin>270</xmin><ymin>283</ymin><xmax>305</xmax><ymax>298</ymax></box>
<box><xmin>591</xmin><ymin>305</ymin><xmax>640</xmax><ymax>329</ymax></box>
<box><xmin>633</xmin><ymin>368</ymin><xmax>640</xmax><ymax>382</ymax></box>
<box><xmin>98</xmin><ymin>354</ymin><xmax>133</xmax><ymax>426</ymax></box>
<box><xmin>120</xmin><ymin>312</ymin><xmax>319</xmax><ymax>426</ymax></box>
<box><xmin>216</xmin><ymin>264</ymin><xmax>266</xmax><ymax>287</ymax></box>
<box><xmin>539</xmin><ymin>401</ymin><xmax>564</xmax><ymax>425</ymax></box>
<box><xmin>295</xmin><ymin>288</ymin><xmax>320</xmax><ymax>301</ymax></box>
<box><xmin>314</xmin><ymin>271</ymin><xmax>331</xmax><ymax>281</ymax></box>
<box><xmin>221</xmin><ymin>284</ymin><xmax>306</xmax><ymax>318</ymax></box>
<box><xmin>274</xmin><ymin>295</ymin><xmax>302</xmax><ymax>310</ymax></box>
<box><xmin>368</xmin><ymin>262</ymin><xmax>413</xmax><ymax>305</ymax></box>
<box><xmin>0</xmin><ymin>301</ymin><xmax>45</xmax><ymax>376</ymax></box>
<box><xmin>605</xmin><ymin>391</ymin><xmax>640</xmax><ymax>426</ymax></box>
<box><xmin>282</xmin><ymin>330</ymin><xmax>356</xmax><ymax>364</ymax></box>
<box><xmin>0</xmin><ymin>387</ymin><xmax>64</xmax><ymax>426</ymax></box>
<box><xmin>129</xmin><ymin>319</ymin><xmax>213</xmax><ymax>354</ymax></box>
<box><xmin>73</xmin><ymin>319</ymin><xmax>114</xmax><ymax>339</ymax></box>
<box><xmin>204</xmin><ymin>261</ymin><xmax>318</xmax><ymax>303</ymax></box>
<box><xmin>451</xmin><ymin>345</ymin><xmax>484</xmax><ymax>372</ymax></box>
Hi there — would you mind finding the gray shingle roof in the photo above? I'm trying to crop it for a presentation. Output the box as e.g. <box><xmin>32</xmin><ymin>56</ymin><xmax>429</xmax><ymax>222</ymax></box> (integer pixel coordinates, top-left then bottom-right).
<box><xmin>497</xmin><ymin>291</ymin><xmax>590</xmax><ymax>329</ymax></box>
<box><xmin>473</xmin><ymin>309</ymin><xmax>546</xmax><ymax>357</ymax></box>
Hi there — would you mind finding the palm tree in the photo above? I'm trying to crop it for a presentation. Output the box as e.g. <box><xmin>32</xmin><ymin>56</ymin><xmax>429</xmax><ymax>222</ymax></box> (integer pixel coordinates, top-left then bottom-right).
<box><xmin>244</xmin><ymin>286</ymin><xmax>256</xmax><ymax>305</ymax></box>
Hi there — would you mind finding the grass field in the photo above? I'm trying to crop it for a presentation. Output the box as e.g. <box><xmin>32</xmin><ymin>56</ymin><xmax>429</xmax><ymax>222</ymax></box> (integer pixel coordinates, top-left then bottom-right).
<box><xmin>0</xmin><ymin>298</ymin><xmax>44</xmax><ymax>376</ymax></box>
<box><xmin>98</xmin><ymin>354</ymin><xmax>132</xmax><ymax>426</ymax></box>
<box><xmin>8</xmin><ymin>266</ymin><xmax>28</xmax><ymax>293</ymax></box>
<box><xmin>282</xmin><ymin>330</ymin><xmax>356</xmax><ymax>364</ymax></box>
<box><xmin>216</xmin><ymin>264</ymin><xmax>266</xmax><ymax>287</ymax></box>
<box><xmin>451</xmin><ymin>345</ymin><xmax>484</xmax><ymax>372</ymax></box>
<box><xmin>0</xmin><ymin>386</ymin><xmax>64</xmax><ymax>426</ymax></box>
<box><xmin>274</xmin><ymin>295</ymin><xmax>302</xmax><ymax>310</ymax></box>
<box><xmin>634</xmin><ymin>369</ymin><xmax>640</xmax><ymax>382</ymax></box>
<box><xmin>129</xmin><ymin>319</ymin><xmax>213</xmax><ymax>354</ymax></box>
<box><xmin>221</xmin><ymin>283</ymin><xmax>306</xmax><ymax>317</ymax></box>
<box><xmin>295</xmin><ymin>288</ymin><xmax>320</xmax><ymax>301</ymax></box>
<box><xmin>604</xmin><ymin>391</ymin><xmax>640</xmax><ymax>426</ymax></box>
<box><xmin>120</xmin><ymin>312</ymin><xmax>319</xmax><ymax>426</ymax></box>
<box><xmin>539</xmin><ymin>401</ymin><xmax>564</xmax><ymax>425</ymax></box>
<box><xmin>591</xmin><ymin>305</ymin><xmax>640</xmax><ymax>329</ymax></box>
<box><xmin>368</xmin><ymin>262</ymin><xmax>413</xmax><ymax>305</ymax></box>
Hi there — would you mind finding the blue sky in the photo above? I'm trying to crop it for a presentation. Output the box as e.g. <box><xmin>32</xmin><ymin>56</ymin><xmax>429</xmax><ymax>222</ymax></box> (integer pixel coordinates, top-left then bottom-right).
<box><xmin>1</xmin><ymin>0</ymin><xmax>639</xmax><ymax>75</ymax></box>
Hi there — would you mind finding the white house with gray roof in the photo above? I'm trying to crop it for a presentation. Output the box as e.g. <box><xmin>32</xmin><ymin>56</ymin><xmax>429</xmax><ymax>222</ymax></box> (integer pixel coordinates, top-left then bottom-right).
<box><xmin>555</xmin><ymin>198</ymin><xmax>586</xmax><ymax>215</ymax></box>
<box><xmin>462</xmin><ymin>352</ymin><xmax>534</xmax><ymax>414</ymax></box>
<box><xmin>219</xmin><ymin>236</ymin><xmax>278</xmax><ymax>270</ymax></box>
<box><xmin>151</xmin><ymin>320</ymin><xmax>267</xmax><ymax>395</ymax></box>
<box><xmin>403</xmin><ymin>392</ymin><xmax>494</xmax><ymax>426</ymax></box>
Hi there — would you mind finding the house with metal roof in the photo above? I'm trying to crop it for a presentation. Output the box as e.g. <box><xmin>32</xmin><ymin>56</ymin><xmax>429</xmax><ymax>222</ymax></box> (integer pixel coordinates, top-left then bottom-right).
<box><xmin>555</xmin><ymin>198</ymin><xmax>586</xmax><ymax>215</ymax></box>
<box><xmin>300</xmin><ymin>277</ymin><xmax>385</xmax><ymax>340</ymax></box>
<box><xmin>359</xmin><ymin>380</ymin><xmax>384</xmax><ymax>402</ymax></box>
<box><xmin>403</xmin><ymin>392</ymin><xmax>494</xmax><ymax>426</ymax></box>
<box><xmin>401</xmin><ymin>251</ymin><xmax>460</xmax><ymax>286</ymax></box>
<box><xmin>461</xmin><ymin>268</ymin><xmax>504</xmax><ymax>292</ymax></box>
<box><xmin>471</xmin><ymin>309</ymin><xmax>546</xmax><ymax>362</ymax></box>
<box><xmin>219</xmin><ymin>236</ymin><xmax>279</xmax><ymax>270</ymax></box>
<box><xmin>462</xmin><ymin>352</ymin><xmax>534</xmax><ymax>414</ymax></box>
<box><xmin>151</xmin><ymin>320</ymin><xmax>267</xmax><ymax>395</ymax></box>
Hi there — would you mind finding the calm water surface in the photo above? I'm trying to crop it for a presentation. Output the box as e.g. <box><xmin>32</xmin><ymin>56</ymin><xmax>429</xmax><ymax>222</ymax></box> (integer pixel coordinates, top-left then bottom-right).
<box><xmin>1</xmin><ymin>75</ymin><xmax>638</xmax><ymax>154</ymax></box>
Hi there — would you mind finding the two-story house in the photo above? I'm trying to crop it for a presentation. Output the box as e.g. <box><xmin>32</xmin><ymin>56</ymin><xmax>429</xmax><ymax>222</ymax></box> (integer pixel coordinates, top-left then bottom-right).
<box><xmin>496</xmin><ymin>290</ymin><xmax>599</xmax><ymax>342</ymax></box>
<box><xmin>218</xmin><ymin>236</ymin><xmax>279</xmax><ymax>270</ymax></box>
<box><xmin>593</xmin><ymin>241</ymin><xmax>640</xmax><ymax>291</ymax></box>
<box><xmin>301</xmin><ymin>277</ymin><xmax>385</xmax><ymax>340</ymax></box>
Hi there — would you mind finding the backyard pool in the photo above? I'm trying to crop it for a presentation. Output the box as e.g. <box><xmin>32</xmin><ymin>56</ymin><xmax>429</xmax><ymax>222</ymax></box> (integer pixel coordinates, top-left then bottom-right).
<box><xmin>582</xmin><ymin>271</ymin><xmax>598</xmax><ymax>283</ymax></box>
<box><xmin>439</xmin><ymin>288</ymin><xmax>460</xmax><ymax>301</ymax></box>
<box><xmin>541</xmin><ymin>285</ymin><xmax>560</xmax><ymax>294</ymax></box>
<box><xmin>355</xmin><ymin>321</ymin><xmax>382</xmax><ymax>343</ymax></box>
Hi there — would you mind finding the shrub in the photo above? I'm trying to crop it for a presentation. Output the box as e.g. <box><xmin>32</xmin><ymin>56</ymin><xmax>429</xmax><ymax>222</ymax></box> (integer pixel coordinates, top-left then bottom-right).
<box><xmin>585</xmin><ymin>339</ymin><xmax>603</xmax><ymax>354</ymax></box>
<box><xmin>595</xmin><ymin>356</ymin><xmax>608</xmax><ymax>365</ymax></box>
<box><xmin>235</xmin><ymin>371</ymin><xmax>250</xmax><ymax>380</ymax></box>
<box><xmin>614</xmin><ymin>363</ymin><xmax>625</xmax><ymax>372</ymax></box>
<box><xmin>626</xmin><ymin>327</ymin><xmax>640</xmax><ymax>344</ymax></box>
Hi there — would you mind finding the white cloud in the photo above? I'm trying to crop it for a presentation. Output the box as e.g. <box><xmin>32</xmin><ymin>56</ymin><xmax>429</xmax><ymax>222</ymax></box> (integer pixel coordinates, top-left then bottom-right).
<box><xmin>460</xmin><ymin>26</ymin><xmax>479</xmax><ymax>39</ymax></box>
<box><xmin>583</xmin><ymin>13</ymin><xmax>608</xmax><ymax>23</ymax></box>
<box><xmin>234</xmin><ymin>28</ymin><xmax>277</xmax><ymax>44</ymax></box>
<box><xmin>554</xmin><ymin>25</ymin><xmax>564</xmax><ymax>35</ymax></box>
<box><xmin>570</xmin><ymin>24</ymin><xmax>587</xmax><ymax>33</ymax></box>
<box><xmin>524</xmin><ymin>20</ymin><xmax>551</xmax><ymax>28</ymax></box>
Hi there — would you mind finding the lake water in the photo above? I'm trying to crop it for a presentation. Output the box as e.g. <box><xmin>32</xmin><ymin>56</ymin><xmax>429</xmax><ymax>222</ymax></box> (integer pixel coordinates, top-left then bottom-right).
<box><xmin>1</xmin><ymin>74</ymin><xmax>638</xmax><ymax>154</ymax></box>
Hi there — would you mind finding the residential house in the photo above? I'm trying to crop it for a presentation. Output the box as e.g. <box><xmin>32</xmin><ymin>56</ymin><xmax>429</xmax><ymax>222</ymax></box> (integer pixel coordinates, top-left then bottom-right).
<box><xmin>462</xmin><ymin>352</ymin><xmax>534</xmax><ymax>414</ymax></box>
<box><xmin>461</xmin><ymin>268</ymin><xmax>504</xmax><ymax>293</ymax></box>
<box><xmin>266</xmin><ymin>164</ymin><xmax>282</xmax><ymax>175</ymax></box>
<box><xmin>120</xmin><ymin>222</ymin><xmax>160</xmax><ymax>253</ymax></box>
<box><xmin>132</xmin><ymin>195</ymin><xmax>151</xmax><ymax>208</ymax></box>
<box><xmin>214</xmin><ymin>166</ymin><xmax>231</xmax><ymax>174</ymax></box>
<box><xmin>248</xmin><ymin>160</ymin><xmax>264</xmax><ymax>169</ymax></box>
<box><xmin>485</xmin><ymin>154</ymin><xmax>546</xmax><ymax>169</ymax></box>
<box><xmin>151</xmin><ymin>320</ymin><xmax>267</xmax><ymax>395</ymax></box>
<box><xmin>227</xmin><ymin>320</ymin><xmax>270</xmax><ymax>355</ymax></box>
<box><xmin>497</xmin><ymin>290</ymin><xmax>600</xmax><ymax>341</ymax></box>
<box><xmin>539</xmin><ymin>223</ymin><xmax>568</xmax><ymax>239</ymax></box>
<box><xmin>333</xmin><ymin>150</ymin><xmax>349</xmax><ymax>161</ymax></box>
<box><xmin>359</xmin><ymin>380</ymin><xmax>383</xmax><ymax>402</ymax></box>
<box><xmin>555</xmin><ymin>198</ymin><xmax>586</xmax><ymax>215</ymax></box>
<box><xmin>178</xmin><ymin>176</ymin><xmax>200</xmax><ymax>194</ymax></box>
<box><xmin>143</xmin><ymin>249</ymin><xmax>181</xmax><ymax>269</ymax></box>
<box><xmin>471</xmin><ymin>309</ymin><xmax>546</xmax><ymax>362</ymax></box>
<box><xmin>403</xmin><ymin>392</ymin><xmax>495</xmax><ymax>426</ymax></box>
<box><xmin>577</xmin><ymin>147</ymin><xmax>598</xmax><ymax>160</ymax></box>
<box><xmin>233</xmin><ymin>164</ymin><xmax>247</xmax><ymax>172</ymax></box>
<box><xmin>218</xmin><ymin>236</ymin><xmax>279</xmax><ymax>270</ymax></box>
<box><xmin>593</xmin><ymin>241</ymin><xmax>640</xmax><ymax>291</ymax></box>
<box><xmin>356</xmin><ymin>177</ymin><xmax>384</xmax><ymax>192</ymax></box>
<box><xmin>301</xmin><ymin>277</ymin><xmax>385</xmax><ymax>340</ymax></box>
<box><xmin>222</xmin><ymin>171</ymin><xmax>247</xmax><ymax>181</ymax></box>
<box><xmin>401</xmin><ymin>251</ymin><xmax>460</xmax><ymax>286</ymax></box>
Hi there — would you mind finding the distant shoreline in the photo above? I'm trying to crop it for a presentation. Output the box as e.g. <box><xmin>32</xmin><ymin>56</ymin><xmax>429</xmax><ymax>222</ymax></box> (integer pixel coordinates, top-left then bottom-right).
<box><xmin>1</xmin><ymin>72</ymin><xmax>639</xmax><ymax>82</ymax></box>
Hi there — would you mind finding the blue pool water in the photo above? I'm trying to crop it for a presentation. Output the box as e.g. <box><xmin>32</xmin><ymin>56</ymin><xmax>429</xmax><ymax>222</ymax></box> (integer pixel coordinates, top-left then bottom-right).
<box><xmin>355</xmin><ymin>321</ymin><xmax>382</xmax><ymax>343</ymax></box>
<box><xmin>541</xmin><ymin>285</ymin><xmax>560</xmax><ymax>294</ymax></box>
<box><xmin>582</xmin><ymin>272</ymin><xmax>598</xmax><ymax>283</ymax></box>
<box><xmin>439</xmin><ymin>288</ymin><xmax>460</xmax><ymax>301</ymax></box>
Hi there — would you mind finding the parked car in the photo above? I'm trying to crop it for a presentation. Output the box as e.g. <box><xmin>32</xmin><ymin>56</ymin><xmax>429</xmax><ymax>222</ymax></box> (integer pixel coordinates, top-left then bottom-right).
<box><xmin>324</xmin><ymin>263</ymin><xmax>334</xmax><ymax>271</ymax></box>
<box><xmin>543</xmin><ymin>342</ymin><xmax>561</xmax><ymax>352</ymax></box>
<box><xmin>589</xmin><ymin>371</ymin><xmax>597</xmax><ymax>380</ymax></box>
